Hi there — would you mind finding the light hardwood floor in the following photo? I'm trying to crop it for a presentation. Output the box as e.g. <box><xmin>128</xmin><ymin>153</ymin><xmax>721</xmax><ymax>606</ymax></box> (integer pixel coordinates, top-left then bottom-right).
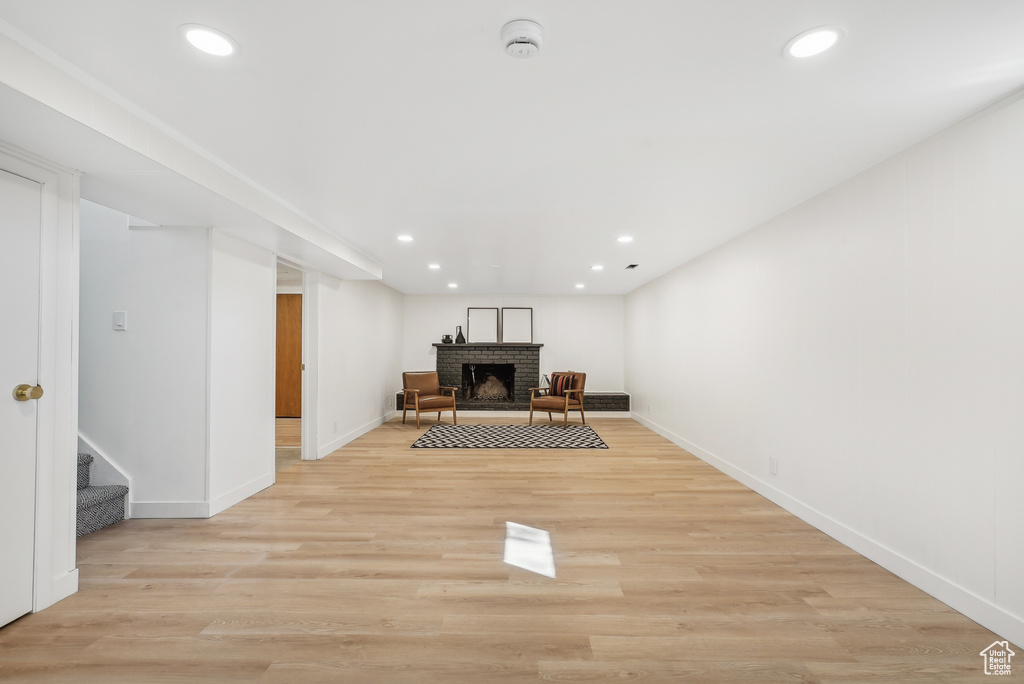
<box><xmin>275</xmin><ymin>418</ymin><xmax>301</xmax><ymax>448</ymax></box>
<box><xmin>0</xmin><ymin>417</ymin><xmax>1011</xmax><ymax>682</ymax></box>
<box><xmin>275</xmin><ymin>417</ymin><xmax>301</xmax><ymax>471</ymax></box>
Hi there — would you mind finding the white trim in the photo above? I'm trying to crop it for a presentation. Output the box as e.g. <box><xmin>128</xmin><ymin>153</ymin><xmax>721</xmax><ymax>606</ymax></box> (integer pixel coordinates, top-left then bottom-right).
<box><xmin>50</xmin><ymin>569</ymin><xmax>79</xmax><ymax>606</ymax></box>
<box><xmin>62</xmin><ymin>171</ymin><xmax>80</xmax><ymax>593</ymax></box>
<box><xmin>203</xmin><ymin>228</ymin><xmax>214</xmax><ymax>507</ymax></box>
<box><xmin>1</xmin><ymin>142</ymin><xmax>80</xmax><ymax>613</ymax></box>
<box><xmin>77</xmin><ymin>433</ymin><xmax>131</xmax><ymax>489</ymax></box>
<box><xmin>209</xmin><ymin>473</ymin><xmax>274</xmax><ymax>517</ymax></box>
<box><xmin>319</xmin><ymin>416</ymin><xmax>388</xmax><ymax>458</ymax></box>
<box><xmin>129</xmin><ymin>501</ymin><xmax>211</xmax><ymax>519</ymax></box>
<box><xmin>631</xmin><ymin>413</ymin><xmax>1024</xmax><ymax>648</ymax></box>
<box><xmin>302</xmin><ymin>271</ymin><xmax>320</xmax><ymax>460</ymax></box>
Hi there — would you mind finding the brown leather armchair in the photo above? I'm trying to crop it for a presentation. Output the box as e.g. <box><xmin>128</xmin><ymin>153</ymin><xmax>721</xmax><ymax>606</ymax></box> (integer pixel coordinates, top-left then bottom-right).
<box><xmin>402</xmin><ymin>371</ymin><xmax>457</xmax><ymax>428</ymax></box>
<box><xmin>529</xmin><ymin>371</ymin><xmax>586</xmax><ymax>428</ymax></box>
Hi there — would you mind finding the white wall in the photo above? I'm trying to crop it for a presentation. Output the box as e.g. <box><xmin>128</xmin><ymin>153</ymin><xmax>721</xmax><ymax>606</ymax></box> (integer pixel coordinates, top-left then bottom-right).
<box><xmin>402</xmin><ymin>295</ymin><xmax>625</xmax><ymax>391</ymax></box>
<box><xmin>208</xmin><ymin>231</ymin><xmax>276</xmax><ymax>515</ymax></box>
<box><xmin>80</xmin><ymin>206</ymin><xmax>278</xmax><ymax>518</ymax></box>
<box><xmin>317</xmin><ymin>277</ymin><xmax>404</xmax><ymax>456</ymax></box>
<box><xmin>79</xmin><ymin>202</ymin><xmax>210</xmax><ymax>515</ymax></box>
<box><xmin>625</xmin><ymin>95</ymin><xmax>1024</xmax><ymax>646</ymax></box>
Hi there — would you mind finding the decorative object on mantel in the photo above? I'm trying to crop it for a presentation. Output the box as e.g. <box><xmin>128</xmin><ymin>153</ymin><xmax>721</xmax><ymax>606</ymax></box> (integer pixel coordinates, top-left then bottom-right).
<box><xmin>467</xmin><ymin>308</ymin><xmax>499</xmax><ymax>343</ymax></box>
<box><xmin>441</xmin><ymin>334</ymin><xmax>453</xmax><ymax>344</ymax></box>
<box><xmin>501</xmin><ymin>307</ymin><xmax>533</xmax><ymax>343</ymax></box>
<box><xmin>454</xmin><ymin>326</ymin><xmax>466</xmax><ymax>344</ymax></box>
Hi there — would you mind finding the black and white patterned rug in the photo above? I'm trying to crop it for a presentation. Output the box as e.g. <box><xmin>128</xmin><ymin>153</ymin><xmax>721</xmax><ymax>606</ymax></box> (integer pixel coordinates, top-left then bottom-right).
<box><xmin>410</xmin><ymin>424</ymin><xmax>608</xmax><ymax>449</ymax></box>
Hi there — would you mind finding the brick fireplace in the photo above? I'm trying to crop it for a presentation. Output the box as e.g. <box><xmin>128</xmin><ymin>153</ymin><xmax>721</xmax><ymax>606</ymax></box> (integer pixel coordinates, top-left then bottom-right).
<box><xmin>433</xmin><ymin>343</ymin><xmax>542</xmax><ymax>410</ymax></box>
<box><xmin>396</xmin><ymin>342</ymin><xmax>630</xmax><ymax>414</ymax></box>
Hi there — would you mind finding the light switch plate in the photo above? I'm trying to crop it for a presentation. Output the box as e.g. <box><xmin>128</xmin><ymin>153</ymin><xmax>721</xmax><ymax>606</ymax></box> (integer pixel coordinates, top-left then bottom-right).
<box><xmin>113</xmin><ymin>311</ymin><xmax>127</xmax><ymax>331</ymax></box>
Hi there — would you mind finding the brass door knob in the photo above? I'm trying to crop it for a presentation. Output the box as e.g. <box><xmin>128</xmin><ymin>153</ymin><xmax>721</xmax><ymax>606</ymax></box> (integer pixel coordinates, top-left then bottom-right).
<box><xmin>13</xmin><ymin>384</ymin><xmax>43</xmax><ymax>402</ymax></box>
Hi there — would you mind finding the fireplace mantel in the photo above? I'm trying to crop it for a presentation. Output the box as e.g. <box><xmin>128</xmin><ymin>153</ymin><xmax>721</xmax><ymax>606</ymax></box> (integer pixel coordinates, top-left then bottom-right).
<box><xmin>432</xmin><ymin>343</ymin><xmax>543</xmax><ymax>349</ymax></box>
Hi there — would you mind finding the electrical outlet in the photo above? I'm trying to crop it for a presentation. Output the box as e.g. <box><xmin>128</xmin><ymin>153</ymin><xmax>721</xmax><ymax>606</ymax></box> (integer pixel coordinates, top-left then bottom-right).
<box><xmin>648</xmin><ymin>402</ymin><xmax>654</xmax><ymax>415</ymax></box>
<box><xmin>333</xmin><ymin>420</ymin><xmax>338</xmax><ymax>434</ymax></box>
<box><xmin>769</xmin><ymin>454</ymin><xmax>779</xmax><ymax>476</ymax></box>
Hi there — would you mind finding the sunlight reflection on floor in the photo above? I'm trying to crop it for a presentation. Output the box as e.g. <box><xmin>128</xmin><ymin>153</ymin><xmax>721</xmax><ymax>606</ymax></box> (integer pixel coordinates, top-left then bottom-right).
<box><xmin>503</xmin><ymin>521</ymin><xmax>556</xmax><ymax>578</ymax></box>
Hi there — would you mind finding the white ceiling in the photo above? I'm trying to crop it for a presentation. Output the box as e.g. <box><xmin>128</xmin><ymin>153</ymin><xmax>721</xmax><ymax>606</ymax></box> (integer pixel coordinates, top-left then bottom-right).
<box><xmin>2</xmin><ymin>1</ymin><xmax>1024</xmax><ymax>295</ymax></box>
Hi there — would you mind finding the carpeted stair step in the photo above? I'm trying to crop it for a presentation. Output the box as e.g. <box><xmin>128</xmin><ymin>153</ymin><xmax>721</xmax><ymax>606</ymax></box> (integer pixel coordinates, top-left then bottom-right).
<box><xmin>76</xmin><ymin>452</ymin><xmax>128</xmax><ymax>537</ymax></box>
<box><xmin>76</xmin><ymin>484</ymin><xmax>129</xmax><ymax>538</ymax></box>
<box><xmin>77</xmin><ymin>452</ymin><xmax>93</xmax><ymax>490</ymax></box>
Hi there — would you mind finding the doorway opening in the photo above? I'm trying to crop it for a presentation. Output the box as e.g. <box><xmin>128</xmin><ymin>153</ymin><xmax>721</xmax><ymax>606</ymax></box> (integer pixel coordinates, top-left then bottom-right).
<box><xmin>275</xmin><ymin>260</ymin><xmax>303</xmax><ymax>471</ymax></box>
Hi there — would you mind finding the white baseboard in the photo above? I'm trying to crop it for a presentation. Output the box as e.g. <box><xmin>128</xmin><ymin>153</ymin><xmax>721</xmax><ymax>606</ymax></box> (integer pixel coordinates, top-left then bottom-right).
<box><xmin>631</xmin><ymin>412</ymin><xmax>1024</xmax><ymax>648</ymax></box>
<box><xmin>130</xmin><ymin>500</ymin><xmax>211</xmax><ymax>519</ymax></box>
<box><xmin>319</xmin><ymin>415</ymin><xmax>388</xmax><ymax>458</ymax></box>
<box><xmin>458</xmin><ymin>411</ymin><xmax>526</xmax><ymax>419</ymax></box>
<box><xmin>209</xmin><ymin>472</ymin><xmax>275</xmax><ymax>517</ymax></box>
<box><xmin>51</xmin><ymin>568</ymin><xmax>78</xmax><ymax>603</ymax></box>
<box><xmin>35</xmin><ymin>568</ymin><xmax>78</xmax><ymax>613</ymax></box>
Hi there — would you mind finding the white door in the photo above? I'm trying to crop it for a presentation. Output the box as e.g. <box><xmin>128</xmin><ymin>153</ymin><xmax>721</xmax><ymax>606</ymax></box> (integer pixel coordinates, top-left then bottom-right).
<box><xmin>0</xmin><ymin>167</ymin><xmax>42</xmax><ymax>627</ymax></box>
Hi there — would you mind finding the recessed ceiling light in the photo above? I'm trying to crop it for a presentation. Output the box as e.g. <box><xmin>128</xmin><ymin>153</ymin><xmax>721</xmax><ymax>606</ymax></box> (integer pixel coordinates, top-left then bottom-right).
<box><xmin>397</xmin><ymin>235</ymin><xmax>414</xmax><ymax>242</ymax></box>
<box><xmin>591</xmin><ymin>265</ymin><xmax>604</xmax><ymax>271</ymax></box>
<box><xmin>428</xmin><ymin>263</ymin><xmax>440</xmax><ymax>270</ymax></box>
<box><xmin>617</xmin><ymin>236</ymin><xmax>633</xmax><ymax>243</ymax></box>
<box><xmin>784</xmin><ymin>26</ymin><xmax>844</xmax><ymax>58</ymax></box>
<box><xmin>575</xmin><ymin>283</ymin><xmax>585</xmax><ymax>289</ymax></box>
<box><xmin>448</xmin><ymin>282</ymin><xmax>458</xmax><ymax>288</ymax></box>
<box><xmin>180</xmin><ymin>24</ymin><xmax>237</xmax><ymax>57</ymax></box>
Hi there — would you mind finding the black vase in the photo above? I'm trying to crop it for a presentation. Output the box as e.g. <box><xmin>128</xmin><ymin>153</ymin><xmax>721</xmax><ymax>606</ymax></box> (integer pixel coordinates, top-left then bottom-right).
<box><xmin>455</xmin><ymin>325</ymin><xmax>466</xmax><ymax>344</ymax></box>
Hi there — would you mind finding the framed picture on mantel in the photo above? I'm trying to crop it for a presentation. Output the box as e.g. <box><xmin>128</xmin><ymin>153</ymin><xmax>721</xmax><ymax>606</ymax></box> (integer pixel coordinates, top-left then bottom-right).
<box><xmin>467</xmin><ymin>307</ymin><xmax>499</xmax><ymax>343</ymax></box>
<box><xmin>501</xmin><ymin>307</ymin><xmax>533</xmax><ymax>343</ymax></box>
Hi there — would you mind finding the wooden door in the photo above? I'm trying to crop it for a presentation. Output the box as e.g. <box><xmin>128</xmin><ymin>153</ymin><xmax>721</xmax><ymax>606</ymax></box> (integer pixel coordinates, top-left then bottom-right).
<box><xmin>276</xmin><ymin>294</ymin><xmax>302</xmax><ymax>417</ymax></box>
<box><xmin>0</xmin><ymin>168</ymin><xmax>42</xmax><ymax>627</ymax></box>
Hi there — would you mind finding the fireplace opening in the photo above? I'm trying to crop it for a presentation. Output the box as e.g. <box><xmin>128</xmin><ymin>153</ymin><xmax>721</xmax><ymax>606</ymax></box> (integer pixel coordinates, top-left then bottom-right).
<box><xmin>462</xmin><ymin>363</ymin><xmax>515</xmax><ymax>402</ymax></box>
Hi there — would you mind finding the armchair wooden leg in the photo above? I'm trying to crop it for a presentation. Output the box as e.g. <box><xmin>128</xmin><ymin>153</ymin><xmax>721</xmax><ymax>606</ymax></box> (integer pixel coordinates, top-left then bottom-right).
<box><xmin>402</xmin><ymin>405</ymin><xmax>407</xmax><ymax>424</ymax></box>
<box><xmin>528</xmin><ymin>405</ymin><xmax>534</xmax><ymax>425</ymax></box>
<box><xmin>453</xmin><ymin>407</ymin><xmax>457</xmax><ymax>425</ymax></box>
<box><xmin>579</xmin><ymin>406</ymin><xmax>586</xmax><ymax>425</ymax></box>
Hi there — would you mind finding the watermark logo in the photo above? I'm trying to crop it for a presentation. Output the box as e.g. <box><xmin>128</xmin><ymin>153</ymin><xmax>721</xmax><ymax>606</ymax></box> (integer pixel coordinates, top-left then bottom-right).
<box><xmin>980</xmin><ymin>640</ymin><xmax>1015</xmax><ymax>676</ymax></box>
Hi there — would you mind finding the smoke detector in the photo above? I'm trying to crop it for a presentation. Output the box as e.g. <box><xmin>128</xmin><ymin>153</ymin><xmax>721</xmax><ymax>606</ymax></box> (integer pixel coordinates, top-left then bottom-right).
<box><xmin>501</xmin><ymin>20</ymin><xmax>544</xmax><ymax>58</ymax></box>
